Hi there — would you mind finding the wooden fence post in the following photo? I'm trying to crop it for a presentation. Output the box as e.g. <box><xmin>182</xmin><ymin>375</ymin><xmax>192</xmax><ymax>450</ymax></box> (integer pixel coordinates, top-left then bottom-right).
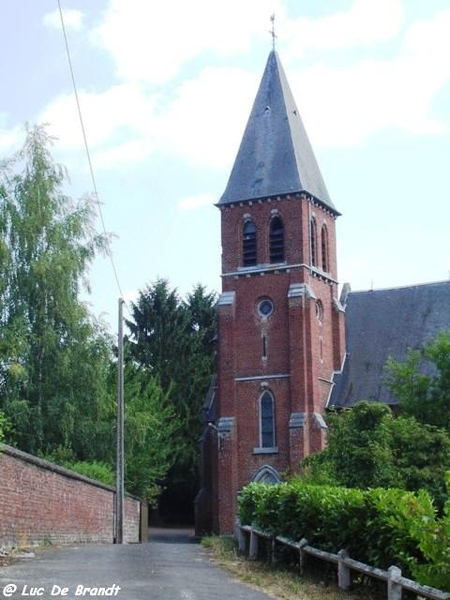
<box><xmin>388</xmin><ymin>565</ymin><xmax>402</xmax><ymax>600</ymax></box>
<box><xmin>270</xmin><ymin>537</ymin><xmax>276</xmax><ymax>564</ymax></box>
<box><xmin>338</xmin><ymin>549</ymin><xmax>351</xmax><ymax>590</ymax></box>
<box><xmin>298</xmin><ymin>538</ymin><xmax>308</xmax><ymax>574</ymax></box>
<box><xmin>236</xmin><ymin>524</ymin><xmax>245</xmax><ymax>554</ymax></box>
<box><xmin>249</xmin><ymin>527</ymin><xmax>258</xmax><ymax>560</ymax></box>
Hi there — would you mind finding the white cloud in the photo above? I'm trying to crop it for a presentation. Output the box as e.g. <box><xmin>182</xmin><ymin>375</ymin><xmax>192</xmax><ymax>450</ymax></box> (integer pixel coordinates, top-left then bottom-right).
<box><xmin>43</xmin><ymin>8</ymin><xmax>84</xmax><ymax>31</ymax></box>
<box><xmin>0</xmin><ymin>125</ymin><xmax>22</xmax><ymax>155</ymax></box>
<box><xmin>39</xmin><ymin>83</ymin><xmax>159</xmax><ymax>149</ymax></box>
<box><xmin>33</xmin><ymin>2</ymin><xmax>450</xmax><ymax>173</ymax></box>
<box><xmin>179</xmin><ymin>192</ymin><xmax>215</xmax><ymax>210</ymax></box>
<box><xmin>93</xmin><ymin>138</ymin><xmax>155</xmax><ymax>169</ymax></box>
<box><xmin>401</xmin><ymin>8</ymin><xmax>450</xmax><ymax>58</ymax></box>
<box><xmin>156</xmin><ymin>67</ymin><xmax>258</xmax><ymax>169</ymax></box>
<box><xmin>93</xmin><ymin>0</ymin><xmax>284</xmax><ymax>84</ymax></box>
<box><xmin>283</xmin><ymin>0</ymin><xmax>404</xmax><ymax>56</ymax></box>
<box><xmin>287</xmin><ymin>7</ymin><xmax>450</xmax><ymax>146</ymax></box>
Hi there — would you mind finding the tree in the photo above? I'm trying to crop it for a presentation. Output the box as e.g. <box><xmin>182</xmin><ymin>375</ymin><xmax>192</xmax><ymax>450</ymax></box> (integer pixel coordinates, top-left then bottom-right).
<box><xmin>0</xmin><ymin>126</ymin><xmax>190</xmax><ymax>504</ymax></box>
<box><xmin>0</xmin><ymin>409</ymin><xmax>12</xmax><ymax>443</ymax></box>
<box><xmin>385</xmin><ymin>331</ymin><xmax>450</xmax><ymax>428</ymax></box>
<box><xmin>0</xmin><ymin>124</ymin><xmax>112</xmax><ymax>457</ymax></box>
<box><xmin>317</xmin><ymin>402</ymin><xmax>397</xmax><ymax>489</ymax></box>
<box><xmin>126</xmin><ymin>279</ymin><xmax>216</xmax><ymax>517</ymax></box>
<box><xmin>123</xmin><ymin>364</ymin><xmax>180</xmax><ymax>503</ymax></box>
<box><xmin>302</xmin><ymin>402</ymin><xmax>450</xmax><ymax>506</ymax></box>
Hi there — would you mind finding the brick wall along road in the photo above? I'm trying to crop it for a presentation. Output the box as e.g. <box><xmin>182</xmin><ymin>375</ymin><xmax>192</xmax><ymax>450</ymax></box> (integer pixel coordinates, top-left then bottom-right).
<box><xmin>0</xmin><ymin>444</ymin><xmax>141</xmax><ymax>548</ymax></box>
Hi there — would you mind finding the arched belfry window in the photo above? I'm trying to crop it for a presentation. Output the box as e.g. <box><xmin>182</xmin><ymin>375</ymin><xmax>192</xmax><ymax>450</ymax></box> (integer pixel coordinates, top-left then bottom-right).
<box><xmin>260</xmin><ymin>390</ymin><xmax>275</xmax><ymax>448</ymax></box>
<box><xmin>269</xmin><ymin>215</ymin><xmax>284</xmax><ymax>263</ymax></box>
<box><xmin>242</xmin><ymin>219</ymin><xmax>257</xmax><ymax>266</ymax></box>
<box><xmin>310</xmin><ymin>218</ymin><xmax>318</xmax><ymax>267</ymax></box>
<box><xmin>321</xmin><ymin>224</ymin><xmax>329</xmax><ymax>272</ymax></box>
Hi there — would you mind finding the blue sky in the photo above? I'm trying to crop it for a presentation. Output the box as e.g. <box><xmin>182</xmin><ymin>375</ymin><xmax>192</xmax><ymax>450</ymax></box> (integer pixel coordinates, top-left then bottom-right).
<box><xmin>1</xmin><ymin>0</ymin><xmax>449</xmax><ymax>332</ymax></box>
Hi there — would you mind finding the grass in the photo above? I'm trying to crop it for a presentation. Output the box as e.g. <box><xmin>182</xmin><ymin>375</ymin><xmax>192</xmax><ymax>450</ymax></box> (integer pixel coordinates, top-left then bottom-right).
<box><xmin>201</xmin><ymin>535</ymin><xmax>382</xmax><ymax>600</ymax></box>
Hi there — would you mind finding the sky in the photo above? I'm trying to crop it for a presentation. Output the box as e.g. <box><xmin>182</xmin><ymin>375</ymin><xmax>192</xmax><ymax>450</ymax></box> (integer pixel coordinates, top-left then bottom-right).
<box><xmin>1</xmin><ymin>0</ymin><xmax>449</xmax><ymax>333</ymax></box>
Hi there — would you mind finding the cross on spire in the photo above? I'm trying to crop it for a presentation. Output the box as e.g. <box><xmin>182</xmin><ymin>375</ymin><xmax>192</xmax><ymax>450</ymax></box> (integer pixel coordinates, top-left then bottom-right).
<box><xmin>269</xmin><ymin>14</ymin><xmax>277</xmax><ymax>50</ymax></box>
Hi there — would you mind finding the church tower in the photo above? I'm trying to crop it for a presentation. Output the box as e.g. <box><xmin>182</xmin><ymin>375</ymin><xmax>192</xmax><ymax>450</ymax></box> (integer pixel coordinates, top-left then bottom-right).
<box><xmin>199</xmin><ymin>50</ymin><xmax>345</xmax><ymax>535</ymax></box>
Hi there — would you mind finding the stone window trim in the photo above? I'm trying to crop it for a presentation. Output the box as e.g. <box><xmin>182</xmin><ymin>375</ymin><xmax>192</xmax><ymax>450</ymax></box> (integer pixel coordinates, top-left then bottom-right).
<box><xmin>253</xmin><ymin>446</ymin><xmax>279</xmax><ymax>455</ymax></box>
<box><xmin>257</xmin><ymin>297</ymin><xmax>274</xmax><ymax>318</ymax></box>
<box><xmin>251</xmin><ymin>464</ymin><xmax>282</xmax><ymax>483</ymax></box>
<box><xmin>258</xmin><ymin>389</ymin><xmax>276</xmax><ymax>449</ymax></box>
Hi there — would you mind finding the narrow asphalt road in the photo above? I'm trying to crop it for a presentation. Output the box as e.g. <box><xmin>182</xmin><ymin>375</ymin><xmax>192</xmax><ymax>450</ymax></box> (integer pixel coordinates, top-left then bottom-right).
<box><xmin>0</xmin><ymin>528</ymin><xmax>272</xmax><ymax>600</ymax></box>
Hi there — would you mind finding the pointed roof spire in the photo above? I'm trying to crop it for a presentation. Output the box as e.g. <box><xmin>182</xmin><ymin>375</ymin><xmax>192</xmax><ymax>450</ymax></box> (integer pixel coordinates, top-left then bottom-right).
<box><xmin>219</xmin><ymin>51</ymin><xmax>338</xmax><ymax>213</ymax></box>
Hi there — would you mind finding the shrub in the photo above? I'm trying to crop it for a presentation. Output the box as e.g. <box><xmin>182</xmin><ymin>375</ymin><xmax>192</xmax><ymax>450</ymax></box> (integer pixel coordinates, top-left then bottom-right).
<box><xmin>237</xmin><ymin>480</ymin><xmax>447</xmax><ymax>586</ymax></box>
<box><xmin>66</xmin><ymin>460</ymin><xmax>115</xmax><ymax>486</ymax></box>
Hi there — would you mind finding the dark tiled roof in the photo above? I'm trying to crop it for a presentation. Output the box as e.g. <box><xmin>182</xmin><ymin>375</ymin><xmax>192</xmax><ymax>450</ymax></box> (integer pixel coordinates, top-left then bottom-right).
<box><xmin>329</xmin><ymin>281</ymin><xmax>450</xmax><ymax>408</ymax></box>
<box><xmin>219</xmin><ymin>51</ymin><xmax>337</xmax><ymax>213</ymax></box>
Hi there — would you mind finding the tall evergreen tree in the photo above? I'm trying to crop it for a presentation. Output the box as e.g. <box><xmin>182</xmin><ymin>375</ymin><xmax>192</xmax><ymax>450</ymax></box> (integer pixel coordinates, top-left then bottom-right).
<box><xmin>126</xmin><ymin>279</ymin><xmax>216</xmax><ymax>517</ymax></box>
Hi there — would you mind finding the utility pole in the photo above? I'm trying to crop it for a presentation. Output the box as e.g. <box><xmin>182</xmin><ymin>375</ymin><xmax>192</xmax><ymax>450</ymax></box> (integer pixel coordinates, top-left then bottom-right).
<box><xmin>115</xmin><ymin>298</ymin><xmax>125</xmax><ymax>543</ymax></box>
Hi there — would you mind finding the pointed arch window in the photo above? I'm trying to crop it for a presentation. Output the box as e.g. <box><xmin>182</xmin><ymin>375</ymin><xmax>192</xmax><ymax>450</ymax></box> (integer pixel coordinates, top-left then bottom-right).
<box><xmin>252</xmin><ymin>465</ymin><xmax>282</xmax><ymax>484</ymax></box>
<box><xmin>243</xmin><ymin>219</ymin><xmax>257</xmax><ymax>266</ymax></box>
<box><xmin>310</xmin><ymin>218</ymin><xmax>318</xmax><ymax>267</ymax></box>
<box><xmin>321</xmin><ymin>224</ymin><xmax>329</xmax><ymax>272</ymax></box>
<box><xmin>269</xmin><ymin>215</ymin><xmax>284</xmax><ymax>263</ymax></box>
<box><xmin>260</xmin><ymin>390</ymin><xmax>275</xmax><ymax>448</ymax></box>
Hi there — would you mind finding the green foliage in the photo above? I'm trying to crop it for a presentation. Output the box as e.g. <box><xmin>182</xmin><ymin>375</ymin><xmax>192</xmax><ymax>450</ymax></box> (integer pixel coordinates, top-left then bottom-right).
<box><xmin>40</xmin><ymin>446</ymin><xmax>114</xmax><ymax>486</ymax></box>
<box><xmin>238</xmin><ymin>480</ymin><xmax>443</xmax><ymax>584</ymax></box>
<box><xmin>126</xmin><ymin>279</ymin><xmax>217</xmax><ymax>507</ymax></box>
<box><xmin>325</xmin><ymin>403</ymin><xmax>396</xmax><ymax>489</ymax></box>
<box><xmin>0</xmin><ymin>125</ymin><xmax>112</xmax><ymax>459</ymax></box>
<box><xmin>386</xmin><ymin>474</ymin><xmax>450</xmax><ymax>590</ymax></box>
<box><xmin>385</xmin><ymin>331</ymin><xmax>450</xmax><ymax>428</ymax></box>
<box><xmin>0</xmin><ymin>127</ymin><xmax>214</xmax><ymax>510</ymax></box>
<box><xmin>303</xmin><ymin>402</ymin><xmax>450</xmax><ymax>506</ymax></box>
<box><xmin>123</xmin><ymin>364</ymin><xmax>180</xmax><ymax>503</ymax></box>
<box><xmin>64</xmin><ymin>460</ymin><xmax>115</xmax><ymax>486</ymax></box>
<box><xmin>0</xmin><ymin>409</ymin><xmax>13</xmax><ymax>443</ymax></box>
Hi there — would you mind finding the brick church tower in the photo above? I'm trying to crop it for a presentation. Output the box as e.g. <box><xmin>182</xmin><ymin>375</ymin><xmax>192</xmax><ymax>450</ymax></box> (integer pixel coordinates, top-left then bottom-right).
<box><xmin>196</xmin><ymin>50</ymin><xmax>345</xmax><ymax>535</ymax></box>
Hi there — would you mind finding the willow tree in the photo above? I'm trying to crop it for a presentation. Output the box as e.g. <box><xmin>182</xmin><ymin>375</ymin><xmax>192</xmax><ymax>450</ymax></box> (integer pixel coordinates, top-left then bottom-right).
<box><xmin>0</xmin><ymin>125</ymin><xmax>112</xmax><ymax>456</ymax></box>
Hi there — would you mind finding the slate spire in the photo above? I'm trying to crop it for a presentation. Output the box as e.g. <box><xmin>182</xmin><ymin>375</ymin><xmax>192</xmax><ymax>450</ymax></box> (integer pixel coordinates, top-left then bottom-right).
<box><xmin>219</xmin><ymin>51</ymin><xmax>337</xmax><ymax>213</ymax></box>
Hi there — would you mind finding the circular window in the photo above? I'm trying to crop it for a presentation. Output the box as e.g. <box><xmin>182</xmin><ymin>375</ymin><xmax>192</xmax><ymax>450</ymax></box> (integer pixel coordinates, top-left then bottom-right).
<box><xmin>258</xmin><ymin>299</ymin><xmax>274</xmax><ymax>318</ymax></box>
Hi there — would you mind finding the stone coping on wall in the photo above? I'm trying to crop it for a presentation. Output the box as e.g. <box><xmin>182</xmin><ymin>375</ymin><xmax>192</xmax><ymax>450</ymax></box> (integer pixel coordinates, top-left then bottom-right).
<box><xmin>0</xmin><ymin>443</ymin><xmax>142</xmax><ymax>502</ymax></box>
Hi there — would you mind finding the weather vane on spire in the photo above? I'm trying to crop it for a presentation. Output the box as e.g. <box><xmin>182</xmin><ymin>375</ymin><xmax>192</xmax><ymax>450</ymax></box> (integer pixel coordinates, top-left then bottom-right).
<box><xmin>269</xmin><ymin>14</ymin><xmax>277</xmax><ymax>50</ymax></box>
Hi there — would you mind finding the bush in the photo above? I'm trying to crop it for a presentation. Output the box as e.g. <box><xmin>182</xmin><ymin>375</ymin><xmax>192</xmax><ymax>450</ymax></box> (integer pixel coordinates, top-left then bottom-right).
<box><xmin>237</xmin><ymin>480</ymin><xmax>449</xmax><ymax>587</ymax></box>
<box><xmin>66</xmin><ymin>460</ymin><xmax>115</xmax><ymax>486</ymax></box>
<box><xmin>0</xmin><ymin>410</ymin><xmax>13</xmax><ymax>444</ymax></box>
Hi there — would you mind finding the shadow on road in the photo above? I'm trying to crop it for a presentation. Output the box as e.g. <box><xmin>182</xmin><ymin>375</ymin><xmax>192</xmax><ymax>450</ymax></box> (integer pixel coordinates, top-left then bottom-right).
<box><xmin>148</xmin><ymin>526</ymin><xmax>196</xmax><ymax>545</ymax></box>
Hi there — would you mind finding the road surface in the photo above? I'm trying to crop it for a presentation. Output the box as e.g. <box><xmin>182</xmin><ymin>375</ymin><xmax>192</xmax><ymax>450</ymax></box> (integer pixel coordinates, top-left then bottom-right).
<box><xmin>0</xmin><ymin>528</ymin><xmax>271</xmax><ymax>600</ymax></box>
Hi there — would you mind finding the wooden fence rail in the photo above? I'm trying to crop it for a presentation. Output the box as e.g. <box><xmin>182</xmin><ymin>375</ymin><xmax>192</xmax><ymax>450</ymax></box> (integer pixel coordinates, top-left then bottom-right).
<box><xmin>235</xmin><ymin>523</ymin><xmax>449</xmax><ymax>600</ymax></box>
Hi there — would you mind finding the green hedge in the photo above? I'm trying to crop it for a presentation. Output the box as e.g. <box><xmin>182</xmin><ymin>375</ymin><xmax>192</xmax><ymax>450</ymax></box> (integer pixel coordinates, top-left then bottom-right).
<box><xmin>238</xmin><ymin>480</ymin><xmax>450</xmax><ymax>590</ymax></box>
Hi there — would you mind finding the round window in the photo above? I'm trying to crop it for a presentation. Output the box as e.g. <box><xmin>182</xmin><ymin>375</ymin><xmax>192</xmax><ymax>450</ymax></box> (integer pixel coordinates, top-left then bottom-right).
<box><xmin>258</xmin><ymin>299</ymin><xmax>274</xmax><ymax>317</ymax></box>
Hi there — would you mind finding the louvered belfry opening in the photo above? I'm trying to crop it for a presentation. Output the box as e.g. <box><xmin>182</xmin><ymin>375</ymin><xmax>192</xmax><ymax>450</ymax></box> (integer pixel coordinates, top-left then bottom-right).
<box><xmin>269</xmin><ymin>215</ymin><xmax>284</xmax><ymax>263</ymax></box>
<box><xmin>243</xmin><ymin>220</ymin><xmax>257</xmax><ymax>266</ymax></box>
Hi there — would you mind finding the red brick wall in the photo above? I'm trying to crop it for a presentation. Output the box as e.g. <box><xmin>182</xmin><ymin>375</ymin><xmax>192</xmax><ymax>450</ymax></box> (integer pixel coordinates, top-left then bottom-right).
<box><xmin>214</xmin><ymin>193</ymin><xmax>345</xmax><ymax>533</ymax></box>
<box><xmin>0</xmin><ymin>445</ymin><xmax>141</xmax><ymax>549</ymax></box>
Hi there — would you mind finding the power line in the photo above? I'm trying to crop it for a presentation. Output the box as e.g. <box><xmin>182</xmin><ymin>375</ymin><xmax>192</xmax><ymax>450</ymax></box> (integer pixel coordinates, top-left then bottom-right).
<box><xmin>57</xmin><ymin>0</ymin><xmax>127</xmax><ymax>308</ymax></box>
